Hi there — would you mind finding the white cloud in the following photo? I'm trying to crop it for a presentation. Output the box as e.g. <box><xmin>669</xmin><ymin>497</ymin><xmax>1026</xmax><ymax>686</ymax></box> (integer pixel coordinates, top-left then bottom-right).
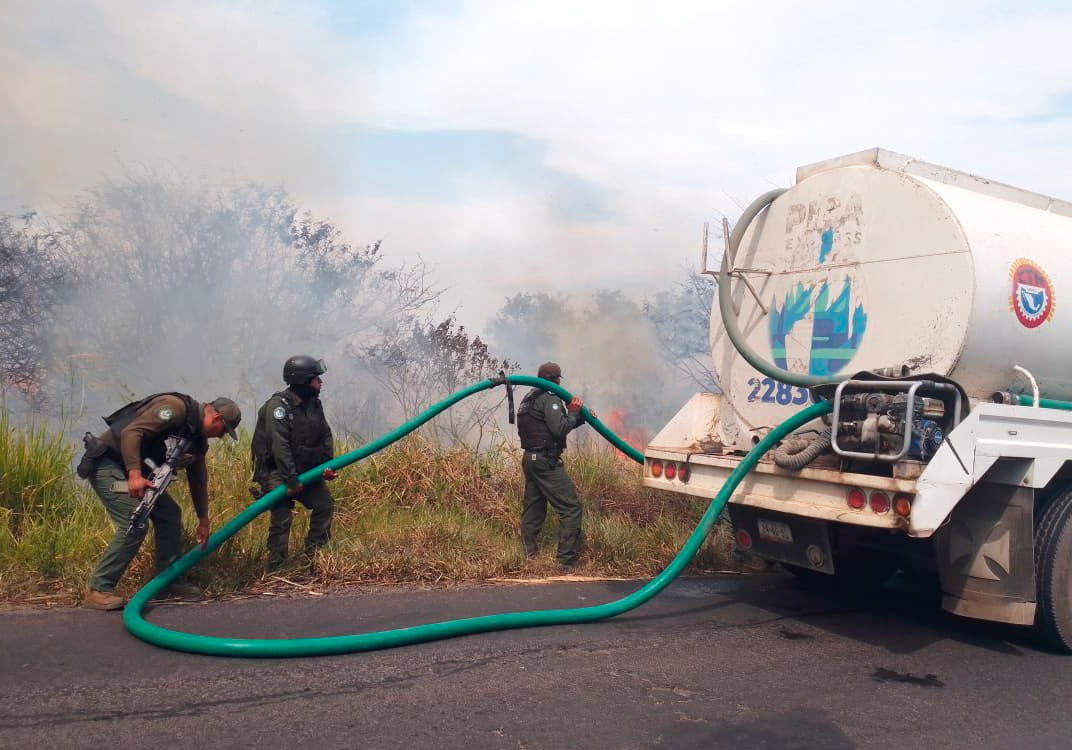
<box><xmin>0</xmin><ymin>1</ymin><xmax>374</xmax><ymax>207</ymax></box>
<box><xmin>88</xmin><ymin>1</ymin><xmax>373</xmax><ymax>124</ymax></box>
<box><xmin>372</xmin><ymin>1</ymin><xmax>1072</xmax><ymax>207</ymax></box>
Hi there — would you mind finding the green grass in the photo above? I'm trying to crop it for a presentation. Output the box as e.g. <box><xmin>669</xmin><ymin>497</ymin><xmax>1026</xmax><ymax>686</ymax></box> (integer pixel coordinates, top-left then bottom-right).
<box><xmin>0</xmin><ymin>409</ymin><xmax>737</xmax><ymax>605</ymax></box>
<box><xmin>0</xmin><ymin>406</ymin><xmax>110</xmax><ymax>601</ymax></box>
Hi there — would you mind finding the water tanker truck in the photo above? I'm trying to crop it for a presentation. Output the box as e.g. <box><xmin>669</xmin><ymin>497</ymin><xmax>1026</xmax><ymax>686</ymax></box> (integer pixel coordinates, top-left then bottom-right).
<box><xmin>644</xmin><ymin>148</ymin><xmax>1072</xmax><ymax>650</ymax></box>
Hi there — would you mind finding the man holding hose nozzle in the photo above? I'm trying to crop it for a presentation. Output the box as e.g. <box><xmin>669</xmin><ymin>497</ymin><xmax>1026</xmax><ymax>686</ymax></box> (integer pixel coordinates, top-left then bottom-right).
<box><xmin>516</xmin><ymin>362</ymin><xmax>593</xmax><ymax>571</ymax></box>
<box><xmin>251</xmin><ymin>355</ymin><xmax>337</xmax><ymax>571</ymax></box>
<box><xmin>80</xmin><ymin>393</ymin><xmax>242</xmax><ymax>611</ymax></box>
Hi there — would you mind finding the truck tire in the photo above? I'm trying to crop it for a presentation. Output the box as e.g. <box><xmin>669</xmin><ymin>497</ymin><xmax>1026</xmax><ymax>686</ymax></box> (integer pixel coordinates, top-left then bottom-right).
<box><xmin>1033</xmin><ymin>486</ymin><xmax>1072</xmax><ymax>653</ymax></box>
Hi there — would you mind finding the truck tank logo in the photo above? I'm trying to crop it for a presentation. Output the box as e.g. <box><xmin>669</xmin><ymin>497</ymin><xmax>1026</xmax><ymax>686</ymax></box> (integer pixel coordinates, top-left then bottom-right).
<box><xmin>769</xmin><ymin>276</ymin><xmax>868</xmax><ymax>377</ymax></box>
<box><xmin>769</xmin><ymin>203</ymin><xmax>868</xmax><ymax>376</ymax></box>
<box><xmin>1009</xmin><ymin>259</ymin><xmax>1055</xmax><ymax>329</ymax></box>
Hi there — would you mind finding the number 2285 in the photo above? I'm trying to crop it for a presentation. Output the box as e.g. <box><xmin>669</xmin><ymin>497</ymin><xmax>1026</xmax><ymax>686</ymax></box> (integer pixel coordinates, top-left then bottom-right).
<box><xmin>747</xmin><ymin>377</ymin><xmax>813</xmax><ymax>405</ymax></box>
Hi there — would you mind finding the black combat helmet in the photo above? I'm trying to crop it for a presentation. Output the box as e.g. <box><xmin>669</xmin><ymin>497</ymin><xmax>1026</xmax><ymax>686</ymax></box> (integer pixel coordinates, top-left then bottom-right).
<box><xmin>283</xmin><ymin>355</ymin><xmax>327</xmax><ymax>385</ymax></box>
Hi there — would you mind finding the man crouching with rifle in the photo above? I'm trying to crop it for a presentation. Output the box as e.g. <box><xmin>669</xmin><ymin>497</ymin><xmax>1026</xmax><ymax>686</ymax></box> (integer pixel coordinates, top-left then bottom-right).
<box><xmin>78</xmin><ymin>393</ymin><xmax>241</xmax><ymax>611</ymax></box>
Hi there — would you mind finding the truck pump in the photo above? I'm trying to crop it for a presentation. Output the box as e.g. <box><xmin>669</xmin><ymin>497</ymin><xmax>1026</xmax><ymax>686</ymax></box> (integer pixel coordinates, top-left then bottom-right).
<box><xmin>645</xmin><ymin>148</ymin><xmax>1072</xmax><ymax>652</ymax></box>
<box><xmin>121</xmin><ymin>148</ymin><xmax>1072</xmax><ymax>656</ymax></box>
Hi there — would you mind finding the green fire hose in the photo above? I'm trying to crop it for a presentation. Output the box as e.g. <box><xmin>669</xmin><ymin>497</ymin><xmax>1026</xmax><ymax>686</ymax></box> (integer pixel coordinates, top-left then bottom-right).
<box><xmin>124</xmin><ymin>375</ymin><xmax>832</xmax><ymax>657</ymax></box>
<box><xmin>994</xmin><ymin>391</ymin><xmax>1072</xmax><ymax>411</ymax></box>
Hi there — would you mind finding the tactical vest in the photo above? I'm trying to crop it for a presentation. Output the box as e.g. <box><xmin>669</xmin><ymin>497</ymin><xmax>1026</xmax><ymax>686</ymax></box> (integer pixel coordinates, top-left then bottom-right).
<box><xmin>251</xmin><ymin>389</ymin><xmax>333</xmax><ymax>481</ymax></box>
<box><xmin>102</xmin><ymin>392</ymin><xmax>204</xmax><ymax>466</ymax></box>
<box><xmin>516</xmin><ymin>390</ymin><xmax>558</xmax><ymax>452</ymax></box>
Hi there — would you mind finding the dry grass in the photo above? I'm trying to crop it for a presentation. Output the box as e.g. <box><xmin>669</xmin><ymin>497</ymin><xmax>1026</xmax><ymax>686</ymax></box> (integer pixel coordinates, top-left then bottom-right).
<box><xmin>1</xmin><ymin>414</ymin><xmax>737</xmax><ymax>606</ymax></box>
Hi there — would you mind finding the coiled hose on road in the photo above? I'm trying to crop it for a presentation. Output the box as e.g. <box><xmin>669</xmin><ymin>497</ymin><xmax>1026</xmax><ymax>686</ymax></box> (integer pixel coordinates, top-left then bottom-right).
<box><xmin>125</xmin><ymin>375</ymin><xmax>833</xmax><ymax>657</ymax></box>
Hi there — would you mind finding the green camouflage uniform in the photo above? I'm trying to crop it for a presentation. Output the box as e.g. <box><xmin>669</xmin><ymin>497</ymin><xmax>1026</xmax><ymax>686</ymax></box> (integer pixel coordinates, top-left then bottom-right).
<box><xmin>517</xmin><ymin>389</ymin><xmax>586</xmax><ymax>566</ymax></box>
<box><xmin>88</xmin><ymin>394</ymin><xmax>209</xmax><ymax>592</ymax></box>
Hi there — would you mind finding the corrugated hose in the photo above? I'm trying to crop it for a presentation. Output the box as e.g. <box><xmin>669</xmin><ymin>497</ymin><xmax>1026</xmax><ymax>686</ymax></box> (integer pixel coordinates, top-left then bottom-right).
<box><xmin>124</xmin><ymin>375</ymin><xmax>832</xmax><ymax>657</ymax></box>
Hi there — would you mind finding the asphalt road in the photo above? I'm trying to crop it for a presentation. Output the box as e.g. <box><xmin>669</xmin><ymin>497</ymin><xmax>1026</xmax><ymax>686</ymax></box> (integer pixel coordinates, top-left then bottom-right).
<box><xmin>2</xmin><ymin>572</ymin><xmax>1070</xmax><ymax>749</ymax></box>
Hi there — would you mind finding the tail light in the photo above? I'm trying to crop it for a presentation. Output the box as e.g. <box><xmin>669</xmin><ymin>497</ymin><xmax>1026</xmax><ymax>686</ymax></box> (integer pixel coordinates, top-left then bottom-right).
<box><xmin>736</xmin><ymin>529</ymin><xmax>753</xmax><ymax>549</ymax></box>
<box><xmin>847</xmin><ymin>488</ymin><xmax>866</xmax><ymax>510</ymax></box>
<box><xmin>894</xmin><ymin>494</ymin><xmax>913</xmax><ymax>517</ymax></box>
<box><xmin>678</xmin><ymin>464</ymin><xmax>691</xmax><ymax>483</ymax></box>
<box><xmin>650</xmin><ymin>460</ymin><xmax>663</xmax><ymax>478</ymax></box>
<box><xmin>664</xmin><ymin>463</ymin><xmax>677</xmax><ymax>480</ymax></box>
<box><xmin>869</xmin><ymin>491</ymin><xmax>891</xmax><ymax>514</ymax></box>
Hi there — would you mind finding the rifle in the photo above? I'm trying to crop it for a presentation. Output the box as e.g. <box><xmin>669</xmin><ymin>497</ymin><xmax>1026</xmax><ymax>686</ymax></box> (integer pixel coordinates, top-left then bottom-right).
<box><xmin>490</xmin><ymin>370</ymin><xmax>515</xmax><ymax>424</ymax></box>
<box><xmin>127</xmin><ymin>435</ymin><xmax>191</xmax><ymax>536</ymax></box>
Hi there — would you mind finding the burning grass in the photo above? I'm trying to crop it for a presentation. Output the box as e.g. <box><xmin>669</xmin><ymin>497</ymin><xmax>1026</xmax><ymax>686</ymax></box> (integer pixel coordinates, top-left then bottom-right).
<box><xmin>0</xmin><ymin>412</ymin><xmax>736</xmax><ymax>606</ymax></box>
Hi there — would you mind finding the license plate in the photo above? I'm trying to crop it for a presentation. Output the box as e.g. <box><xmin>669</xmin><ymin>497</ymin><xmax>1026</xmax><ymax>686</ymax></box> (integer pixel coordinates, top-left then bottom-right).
<box><xmin>757</xmin><ymin>518</ymin><xmax>793</xmax><ymax>544</ymax></box>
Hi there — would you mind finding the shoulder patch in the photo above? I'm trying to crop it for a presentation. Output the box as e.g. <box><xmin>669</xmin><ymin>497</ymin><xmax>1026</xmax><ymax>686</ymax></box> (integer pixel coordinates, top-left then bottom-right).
<box><xmin>551</xmin><ymin>403</ymin><xmax>559</xmax><ymax>410</ymax></box>
<box><xmin>157</xmin><ymin>408</ymin><xmax>173</xmax><ymax>421</ymax></box>
<box><xmin>273</xmin><ymin>406</ymin><xmax>287</xmax><ymax>420</ymax></box>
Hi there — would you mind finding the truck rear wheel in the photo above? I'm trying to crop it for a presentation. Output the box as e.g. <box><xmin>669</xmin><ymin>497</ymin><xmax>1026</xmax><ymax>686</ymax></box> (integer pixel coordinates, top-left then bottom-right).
<box><xmin>1034</xmin><ymin>486</ymin><xmax>1072</xmax><ymax>653</ymax></box>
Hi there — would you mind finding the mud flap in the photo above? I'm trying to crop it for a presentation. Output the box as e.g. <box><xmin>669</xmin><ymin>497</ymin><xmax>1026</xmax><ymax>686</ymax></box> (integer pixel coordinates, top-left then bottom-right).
<box><xmin>934</xmin><ymin>478</ymin><xmax>1036</xmax><ymax>626</ymax></box>
<box><xmin>728</xmin><ymin>506</ymin><xmax>835</xmax><ymax>574</ymax></box>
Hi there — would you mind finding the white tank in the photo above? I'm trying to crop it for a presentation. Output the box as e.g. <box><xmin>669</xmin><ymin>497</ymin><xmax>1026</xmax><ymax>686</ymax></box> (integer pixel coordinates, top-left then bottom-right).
<box><xmin>712</xmin><ymin>148</ymin><xmax>1072</xmax><ymax>452</ymax></box>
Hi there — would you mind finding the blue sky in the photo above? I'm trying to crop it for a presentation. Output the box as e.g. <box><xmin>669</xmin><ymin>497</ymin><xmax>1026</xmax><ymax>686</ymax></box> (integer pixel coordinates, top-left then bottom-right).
<box><xmin>3</xmin><ymin>0</ymin><xmax>1072</xmax><ymax>329</ymax></box>
<box><xmin>349</xmin><ymin>127</ymin><xmax>613</xmax><ymax>221</ymax></box>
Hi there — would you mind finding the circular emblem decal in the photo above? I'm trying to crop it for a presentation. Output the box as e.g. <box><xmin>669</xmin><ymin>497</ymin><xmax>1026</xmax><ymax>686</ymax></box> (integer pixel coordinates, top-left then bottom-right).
<box><xmin>157</xmin><ymin>408</ymin><xmax>173</xmax><ymax>421</ymax></box>
<box><xmin>1009</xmin><ymin>259</ymin><xmax>1055</xmax><ymax>329</ymax></box>
<box><xmin>273</xmin><ymin>406</ymin><xmax>287</xmax><ymax>420</ymax></box>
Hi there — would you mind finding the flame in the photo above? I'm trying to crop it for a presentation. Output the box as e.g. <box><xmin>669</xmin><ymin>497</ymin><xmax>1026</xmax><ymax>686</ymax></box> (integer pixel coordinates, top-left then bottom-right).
<box><xmin>3</xmin><ymin>374</ymin><xmax>41</xmax><ymax>398</ymax></box>
<box><xmin>603</xmin><ymin>407</ymin><xmax>649</xmax><ymax>456</ymax></box>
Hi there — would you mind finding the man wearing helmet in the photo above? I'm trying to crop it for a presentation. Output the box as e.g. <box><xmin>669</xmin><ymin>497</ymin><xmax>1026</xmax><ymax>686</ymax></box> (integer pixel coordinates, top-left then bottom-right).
<box><xmin>515</xmin><ymin>362</ymin><xmax>590</xmax><ymax>570</ymax></box>
<box><xmin>251</xmin><ymin>355</ymin><xmax>337</xmax><ymax>569</ymax></box>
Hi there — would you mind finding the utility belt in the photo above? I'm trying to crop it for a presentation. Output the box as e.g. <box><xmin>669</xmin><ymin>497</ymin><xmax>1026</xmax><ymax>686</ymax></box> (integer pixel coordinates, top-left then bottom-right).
<box><xmin>76</xmin><ymin>433</ymin><xmax>115</xmax><ymax>479</ymax></box>
<box><xmin>253</xmin><ymin>456</ymin><xmax>326</xmax><ymax>485</ymax></box>
<box><xmin>522</xmin><ymin>443</ymin><xmax>564</xmax><ymax>462</ymax></box>
<box><xmin>251</xmin><ymin>456</ymin><xmax>273</xmax><ymax>487</ymax></box>
<box><xmin>76</xmin><ymin>431</ymin><xmax>197</xmax><ymax>480</ymax></box>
